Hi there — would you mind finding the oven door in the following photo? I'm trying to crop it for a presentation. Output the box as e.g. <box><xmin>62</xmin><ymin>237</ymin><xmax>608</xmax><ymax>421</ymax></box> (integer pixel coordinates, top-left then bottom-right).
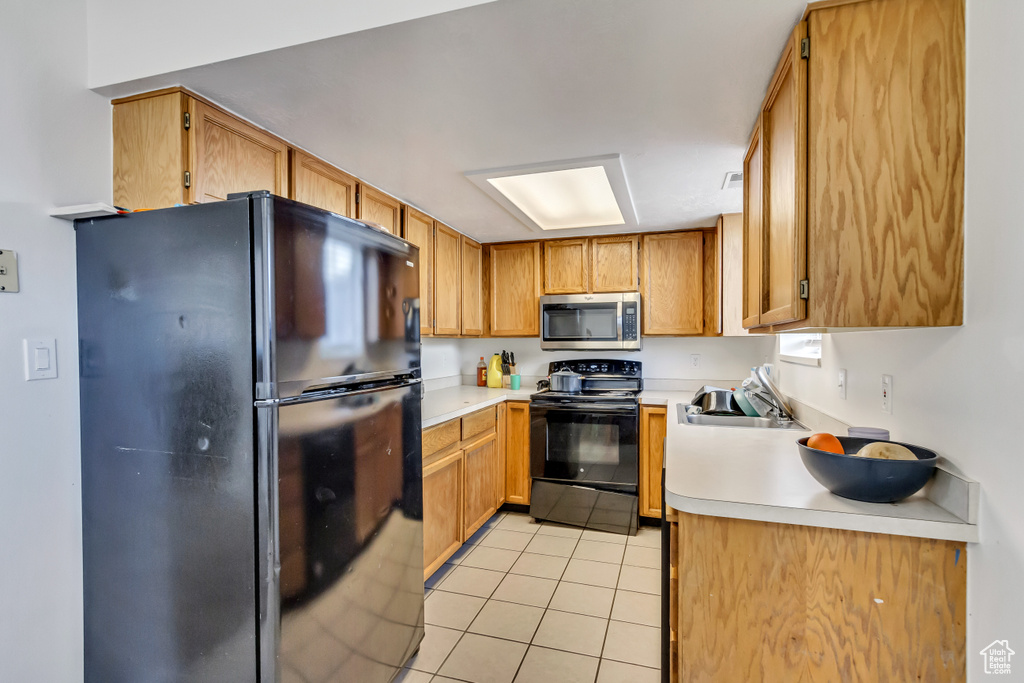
<box><xmin>529</xmin><ymin>401</ymin><xmax>639</xmax><ymax>492</ymax></box>
<box><xmin>540</xmin><ymin>298</ymin><xmax>623</xmax><ymax>350</ymax></box>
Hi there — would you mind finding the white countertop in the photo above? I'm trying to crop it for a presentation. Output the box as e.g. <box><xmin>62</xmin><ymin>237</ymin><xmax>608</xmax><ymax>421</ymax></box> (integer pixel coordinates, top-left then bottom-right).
<box><xmin>663</xmin><ymin>400</ymin><xmax>978</xmax><ymax>543</ymax></box>
<box><xmin>421</xmin><ymin>385</ymin><xmax>534</xmax><ymax>428</ymax></box>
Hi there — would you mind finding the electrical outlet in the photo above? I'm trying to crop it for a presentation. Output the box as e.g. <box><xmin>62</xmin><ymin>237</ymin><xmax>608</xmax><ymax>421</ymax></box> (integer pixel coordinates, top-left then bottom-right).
<box><xmin>881</xmin><ymin>374</ymin><xmax>893</xmax><ymax>414</ymax></box>
<box><xmin>838</xmin><ymin>369</ymin><xmax>847</xmax><ymax>400</ymax></box>
<box><xmin>690</xmin><ymin>354</ymin><xmax>701</xmax><ymax>368</ymax></box>
<box><xmin>0</xmin><ymin>249</ymin><xmax>19</xmax><ymax>293</ymax></box>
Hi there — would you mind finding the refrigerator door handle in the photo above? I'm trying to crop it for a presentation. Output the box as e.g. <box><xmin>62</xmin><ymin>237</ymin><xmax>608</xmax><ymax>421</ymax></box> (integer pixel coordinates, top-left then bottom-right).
<box><xmin>254</xmin><ymin>376</ymin><xmax>422</xmax><ymax>407</ymax></box>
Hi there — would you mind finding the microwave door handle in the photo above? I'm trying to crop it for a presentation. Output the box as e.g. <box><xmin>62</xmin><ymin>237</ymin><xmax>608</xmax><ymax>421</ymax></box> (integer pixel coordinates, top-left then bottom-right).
<box><xmin>617</xmin><ymin>302</ymin><xmax>624</xmax><ymax>341</ymax></box>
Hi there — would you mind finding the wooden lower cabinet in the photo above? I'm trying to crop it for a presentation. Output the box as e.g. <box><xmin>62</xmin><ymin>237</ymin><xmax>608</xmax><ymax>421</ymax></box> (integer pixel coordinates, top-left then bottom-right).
<box><xmin>496</xmin><ymin>403</ymin><xmax>507</xmax><ymax>506</ymax></box>
<box><xmin>639</xmin><ymin>406</ymin><xmax>667</xmax><ymax>518</ymax></box>
<box><xmin>422</xmin><ymin>449</ymin><xmax>463</xmax><ymax>580</ymax></box>
<box><xmin>504</xmin><ymin>401</ymin><xmax>531</xmax><ymax>505</ymax></box>
<box><xmin>668</xmin><ymin>509</ymin><xmax>967</xmax><ymax>681</ymax></box>
<box><xmin>463</xmin><ymin>433</ymin><xmax>498</xmax><ymax>539</ymax></box>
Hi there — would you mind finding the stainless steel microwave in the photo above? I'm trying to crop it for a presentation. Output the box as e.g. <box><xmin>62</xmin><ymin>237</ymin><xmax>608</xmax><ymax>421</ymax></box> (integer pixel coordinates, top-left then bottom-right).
<box><xmin>539</xmin><ymin>293</ymin><xmax>641</xmax><ymax>351</ymax></box>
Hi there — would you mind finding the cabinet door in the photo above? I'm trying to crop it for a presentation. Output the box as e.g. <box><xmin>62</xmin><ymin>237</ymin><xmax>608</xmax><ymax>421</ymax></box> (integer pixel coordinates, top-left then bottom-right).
<box><xmin>189</xmin><ymin>99</ymin><xmax>289</xmax><ymax>204</ymax></box>
<box><xmin>639</xmin><ymin>406</ymin><xmax>667</xmax><ymax>518</ymax></box>
<box><xmin>489</xmin><ymin>243</ymin><xmax>541</xmax><ymax>337</ymax></box>
<box><xmin>461</xmin><ymin>237</ymin><xmax>484</xmax><ymax>336</ymax></box>
<box><xmin>721</xmin><ymin>213</ymin><xmax>751</xmax><ymax>336</ymax></box>
<box><xmin>290</xmin><ymin>149</ymin><xmax>357</xmax><ymax>217</ymax></box>
<box><xmin>742</xmin><ymin>123</ymin><xmax>764</xmax><ymax>328</ymax></box>
<box><xmin>357</xmin><ymin>184</ymin><xmax>402</xmax><ymax>236</ymax></box>
<box><xmin>403</xmin><ymin>207</ymin><xmax>434</xmax><ymax>337</ymax></box>
<box><xmin>112</xmin><ymin>91</ymin><xmax>188</xmax><ymax>210</ymax></box>
<box><xmin>759</xmin><ymin>22</ymin><xmax>808</xmax><ymax>325</ymax></box>
<box><xmin>463</xmin><ymin>433</ymin><xmax>498</xmax><ymax>539</ymax></box>
<box><xmin>423</xmin><ymin>449</ymin><xmax>464</xmax><ymax>579</ymax></box>
<box><xmin>640</xmin><ymin>232</ymin><xmax>704</xmax><ymax>335</ymax></box>
<box><xmin>591</xmin><ymin>235</ymin><xmax>639</xmax><ymax>293</ymax></box>
<box><xmin>434</xmin><ymin>223</ymin><xmax>462</xmax><ymax>335</ymax></box>
<box><xmin>496</xmin><ymin>403</ymin><xmax>507</xmax><ymax>507</ymax></box>
<box><xmin>504</xmin><ymin>402</ymin><xmax>531</xmax><ymax>505</ymax></box>
<box><xmin>543</xmin><ymin>239</ymin><xmax>590</xmax><ymax>294</ymax></box>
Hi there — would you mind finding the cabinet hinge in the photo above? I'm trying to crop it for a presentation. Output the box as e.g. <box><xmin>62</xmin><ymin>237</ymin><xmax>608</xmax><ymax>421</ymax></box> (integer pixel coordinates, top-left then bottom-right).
<box><xmin>184</xmin><ymin>171</ymin><xmax>192</xmax><ymax>188</ymax></box>
<box><xmin>799</xmin><ymin>279</ymin><xmax>809</xmax><ymax>299</ymax></box>
<box><xmin>800</xmin><ymin>37</ymin><xmax>810</xmax><ymax>59</ymax></box>
<box><xmin>183</xmin><ymin>112</ymin><xmax>190</xmax><ymax>130</ymax></box>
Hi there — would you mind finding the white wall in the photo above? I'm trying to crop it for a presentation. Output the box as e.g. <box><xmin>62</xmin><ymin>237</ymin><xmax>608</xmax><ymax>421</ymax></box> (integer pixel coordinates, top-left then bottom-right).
<box><xmin>773</xmin><ymin>1</ymin><xmax>1024</xmax><ymax>677</ymax></box>
<box><xmin>86</xmin><ymin>0</ymin><xmax>497</xmax><ymax>88</ymax></box>
<box><xmin>421</xmin><ymin>338</ymin><xmax>464</xmax><ymax>380</ymax></box>
<box><xmin>0</xmin><ymin>1</ymin><xmax>113</xmax><ymax>680</ymax></box>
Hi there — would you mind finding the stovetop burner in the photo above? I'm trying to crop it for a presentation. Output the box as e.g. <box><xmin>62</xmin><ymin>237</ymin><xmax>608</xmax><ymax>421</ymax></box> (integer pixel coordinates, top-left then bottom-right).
<box><xmin>533</xmin><ymin>359</ymin><xmax>643</xmax><ymax>404</ymax></box>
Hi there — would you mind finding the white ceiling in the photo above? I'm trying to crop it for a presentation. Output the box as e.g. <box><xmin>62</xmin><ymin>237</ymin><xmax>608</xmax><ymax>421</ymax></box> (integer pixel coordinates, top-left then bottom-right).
<box><xmin>98</xmin><ymin>0</ymin><xmax>807</xmax><ymax>243</ymax></box>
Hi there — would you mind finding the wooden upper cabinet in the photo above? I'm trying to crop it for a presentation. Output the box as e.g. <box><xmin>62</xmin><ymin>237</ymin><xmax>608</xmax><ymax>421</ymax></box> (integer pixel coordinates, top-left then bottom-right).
<box><xmin>402</xmin><ymin>207</ymin><xmax>434</xmax><ymax>337</ymax></box>
<box><xmin>641</xmin><ymin>231</ymin><xmax>704</xmax><ymax>336</ymax></box>
<box><xmin>461</xmin><ymin>237</ymin><xmax>484</xmax><ymax>336</ymax></box>
<box><xmin>742</xmin><ymin>123</ymin><xmax>764</xmax><ymax>329</ymax></box>
<box><xmin>720</xmin><ymin>213</ymin><xmax>751</xmax><ymax>337</ymax></box>
<box><xmin>357</xmin><ymin>184</ymin><xmax>402</xmax><ymax>236</ymax></box>
<box><xmin>591</xmin><ymin>235</ymin><xmax>639</xmax><ymax>292</ymax></box>
<box><xmin>434</xmin><ymin>223</ymin><xmax>462</xmax><ymax>336</ymax></box>
<box><xmin>190</xmin><ymin>99</ymin><xmax>289</xmax><ymax>204</ymax></box>
<box><xmin>489</xmin><ymin>242</ymin><xmax>541</xmax><ymax>337</ymax></box>
<box><xmin>759</xmin><ymin>21</ymin><xmax>807</xmax><ymax>326</ymax></box>
<box><xmin>290</xmin><ymin>149</ymin><xmax>356</xmax><ymax>217</ymax></box>
<box><xmin>113</xmin><ymin>91</ymin><xmax>189</xmax><ymax>210</ymax></box>
<box><xmin>543</xmin><ymin>239</ymin><xmax>590</xmax><ymax>294</ymax></box>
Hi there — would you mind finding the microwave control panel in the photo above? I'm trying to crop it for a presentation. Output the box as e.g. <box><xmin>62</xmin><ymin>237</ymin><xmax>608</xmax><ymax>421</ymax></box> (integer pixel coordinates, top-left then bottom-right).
<box><xmin>623</xmin><ymin>304</ymin><xmax>638</xmax><ymax>340</ymax></box>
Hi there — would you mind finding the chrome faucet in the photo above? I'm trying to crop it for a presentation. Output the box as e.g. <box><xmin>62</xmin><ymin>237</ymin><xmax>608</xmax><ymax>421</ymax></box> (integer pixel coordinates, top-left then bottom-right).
<box><xmin>748</xmin><ymin>365</ymin><xmax>795</xmax><ymax>422</ymax></box>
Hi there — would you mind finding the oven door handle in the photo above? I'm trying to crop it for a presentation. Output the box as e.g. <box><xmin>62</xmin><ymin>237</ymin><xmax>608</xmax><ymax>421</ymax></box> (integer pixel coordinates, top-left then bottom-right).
<box><xmin>531</xmin><ymin>403</ymin><xmax>639</xmax><ymax>414</ymax></box>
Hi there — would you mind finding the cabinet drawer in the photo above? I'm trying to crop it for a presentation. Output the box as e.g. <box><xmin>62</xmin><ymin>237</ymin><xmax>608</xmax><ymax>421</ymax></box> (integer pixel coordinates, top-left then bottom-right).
<box><xmin>423</xmin><ymin>419</ymin><xmax>461</xmax><ymax>459</ymax></box>
<box><xmin>461</xmin><ymin>406</ymin><xmax>496</xmax><ymax>441</ymax></box>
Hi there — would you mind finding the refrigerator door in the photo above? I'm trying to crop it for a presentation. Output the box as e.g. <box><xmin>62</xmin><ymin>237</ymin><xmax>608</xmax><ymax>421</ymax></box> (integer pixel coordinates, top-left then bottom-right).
<box><xmin>249</xmin><ymin>193</ymin><xmax>421</xmax><ymax>401</ymax></box>
<box><xmin>256</xmin><ymin>380</ymin><xmax>424</xmax><ymax>683</ymax></box>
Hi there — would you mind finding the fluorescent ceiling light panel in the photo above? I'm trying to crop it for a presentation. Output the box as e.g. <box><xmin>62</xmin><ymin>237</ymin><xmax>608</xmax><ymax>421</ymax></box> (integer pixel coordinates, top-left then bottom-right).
<box><xmin>466</xmin><ymin>155</ymin><xmax>638</xmax><ymax>232</ymax></box>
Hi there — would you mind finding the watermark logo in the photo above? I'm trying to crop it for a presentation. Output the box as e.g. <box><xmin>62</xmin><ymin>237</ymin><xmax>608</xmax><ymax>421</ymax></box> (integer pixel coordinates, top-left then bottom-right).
<box><xmin>980</xmin><ymin>640</ymin><xmax>1015</xmax><ymax>675</ymax></box>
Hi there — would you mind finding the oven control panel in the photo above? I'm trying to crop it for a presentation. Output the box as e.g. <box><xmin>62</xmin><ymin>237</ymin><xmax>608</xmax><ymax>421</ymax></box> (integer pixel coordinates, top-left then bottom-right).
<box><xmin>549</xmin><ymin>359</ymin><xmax>642</xmax><ymax>377</ymax></box>
<box><xmin>622</xmin><ymin>303</ymin><xmax>638</xmax><ymax>340</ymax></box>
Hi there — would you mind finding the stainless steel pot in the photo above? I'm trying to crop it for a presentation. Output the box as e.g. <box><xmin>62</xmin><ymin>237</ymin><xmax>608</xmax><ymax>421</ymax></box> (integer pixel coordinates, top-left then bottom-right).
<box><xmin>549</xmin><ymin>369</ymin><xmax>583</xmax><ymax>393</ymax></box>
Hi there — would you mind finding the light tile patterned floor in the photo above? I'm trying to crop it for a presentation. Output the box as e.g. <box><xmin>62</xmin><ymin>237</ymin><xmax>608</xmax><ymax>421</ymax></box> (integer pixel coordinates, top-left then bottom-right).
<box><xmin>398</xmin><ymin>512</ymin><xmax>662</xmax><ymax>683</ymax></box>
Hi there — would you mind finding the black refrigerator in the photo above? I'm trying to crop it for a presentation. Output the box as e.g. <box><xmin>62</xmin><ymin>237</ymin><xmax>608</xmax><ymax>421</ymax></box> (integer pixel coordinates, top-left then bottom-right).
<box><xmin>77</xmin><ymin>192</ymin><xmax>424</xmax><ymax>683</ymax></box>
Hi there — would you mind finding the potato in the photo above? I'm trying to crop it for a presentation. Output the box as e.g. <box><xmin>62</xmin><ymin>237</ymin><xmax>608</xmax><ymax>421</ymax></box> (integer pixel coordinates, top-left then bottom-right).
<box><xmin>854</xmin><ymin>442</ymin><xmax>918</xmax><ymax>461</ymax></box>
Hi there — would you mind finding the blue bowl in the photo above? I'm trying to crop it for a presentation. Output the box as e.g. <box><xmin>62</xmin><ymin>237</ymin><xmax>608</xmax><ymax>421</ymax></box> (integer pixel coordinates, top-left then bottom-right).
<box><xmin>797</xmin><ymin>436</ymin><xmax>937</xmax><ymax>503</ymax></box>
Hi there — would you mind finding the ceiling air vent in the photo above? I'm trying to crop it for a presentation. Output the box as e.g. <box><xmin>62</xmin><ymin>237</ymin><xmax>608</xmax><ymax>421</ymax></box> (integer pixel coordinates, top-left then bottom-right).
<box><xmin>722</xmin><ymin>171</ymin><xmax>743</xmax><ymax>190</ymax></box>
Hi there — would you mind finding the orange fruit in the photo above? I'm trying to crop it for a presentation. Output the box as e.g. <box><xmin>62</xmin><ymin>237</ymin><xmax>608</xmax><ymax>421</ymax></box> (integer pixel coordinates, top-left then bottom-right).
<box><xmin>807</xmin><ymin>433</ymin><xmax>844</xmax><ymax>454</ymax></box>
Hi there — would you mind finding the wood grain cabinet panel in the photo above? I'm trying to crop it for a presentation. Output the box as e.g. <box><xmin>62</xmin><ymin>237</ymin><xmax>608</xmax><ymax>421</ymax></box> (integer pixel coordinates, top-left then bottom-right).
<box><xmin>742</xmin><ymin>124</ymin><xmax>764</xmax><ymax>329</ymax></box>
<box><xmin>463</xmin><ymin>434</ymin><xmax>498</xmax><ymax>540</ymax></box>
<box><xmin>543</xmin><ymin>239</ymin><xmax>590</xmax><ymax>294</ymax></box>
<box><xmin>639</xmin><ymin>406</ymin><xmax>667</xmax><ymax>518</ymax></box>
<box><xmin>461</xmin><ymin>237</ymin><xmax>484</xmax><ymax>336</ymax></box>
<box><xmin>433</xmin><ymin>223</ymin><xmax>462</xmax><ymax>336</ymax></box>
<box><xmin>591</xmin><ymin>235</ymin><xmax>639</xmax><ymax>292</ymax></box>
<box><xmin>504</xmin><ymin>401</ymin><xmax>531</xmax><ymax>505</ymax></box>
<box><xmin>496</xmin><ymin>403</ymin><xmax>507</xmax><ymax>507</ymax></box>
<box><xmin>402</xmin><ymin>207</ymin><xmax>435</xmax><ymax>337</ymax></box>
<box><xmin>290</xmin><ymin>149</ymin><xmax>357</xmax><ymax>217</ymax></box>
<box><xmin>357</xmin><ymin>184</ymin><xmax>402</xmax><ymax>236</ymax></box>
<box><xmin>462</xmin><ymin>406</ymin><xmax>496</xmax><ymax>442</ymax></box>
<box><xmin>489</xmin><ymin>243</ymin><xmax>541</xmax><ymax>337</ymax></box>
<box><xmin>640</xmin><ymin>232</ymin><xmax>704</xmax><ymax>336</ymax></box>
<box><xmin>423</xmin><ymin>449</ymin><xmax>464</xmax><ymax>579</ymax></box>
<box><xmin>422</xmin><ymin>419</ymin><xmax>460</xmax><ymax>459</ymax></box>
<box><xmin>719</xmin><ymin>214</ymin><xmax>751</xmax><ymax>336</ymax></box>
<box><xmin>112</xmin><ymin>91</ymin><xmax>189</xmax><ymax>210</ymax></box>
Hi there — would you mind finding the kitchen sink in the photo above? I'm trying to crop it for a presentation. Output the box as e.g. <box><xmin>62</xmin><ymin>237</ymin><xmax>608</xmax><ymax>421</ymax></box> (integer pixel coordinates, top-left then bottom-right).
<box><xmin>677</xmin><ymin>405</ymin><xmax>806</xmax><ymax>430</ymax></box>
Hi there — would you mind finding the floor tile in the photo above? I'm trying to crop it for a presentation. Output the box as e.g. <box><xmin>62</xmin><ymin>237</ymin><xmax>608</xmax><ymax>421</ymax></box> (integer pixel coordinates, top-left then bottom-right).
<box><xmin>436</xmin><ymin>565</ymin><xmax>505</xmax><ymax>599</ymax></box>
<box><xmin>601</xmin><ymin>620</ymin><xmax>660</xmax><ymax>669</ymax></box>
<box><xmin>514</xmin><ymin>646</ymin><xmax>599</xmax><ymax>683</ymax></box>
<box><xmin>425</xmin><ymin>563</ymin><xmax>458</xmax><ymax>590</ymax></box>
<box><xmin>406</xmin><ymin>625</ymin><xmax>462</xmax><ymax>674</ymax></box>
<box><xmin>460</xmin><ymin>545</ymin><xmax>522</xmax><ymax>573</ymax></box>
<box><xmin>479</xmin><ymin>512</ymin><xmax>506</xmax><ymax>529</ymax></box>
<box><xmin>495</xmin><ymin>513</ymin><xmax>543</xmax><ymax>535</ymax></box>
<box><xmin>596</xmin><ymin>659</ymin><xmax>660</xmax><ymax>683</ymax></box>
<box><xmin>464</xmin><ymin>525</ymin><xmax>492</xmax><ymax>546</ymax></box>
<box><xmin>478</xmin><ymin>529</ymin><xmax>534</xmax><ymax>552</ymax></box>
<box><xmin>468</xmin><ymin>599</ymin><xmax>545</xmax><ymax>643</ymax></box>
<box><xmin>561</xmin><ymin>558</ymin><xmax>620</xmax><ymax>589</ymax></box>
<box><xmin>508</xmin><ymin>552</ymin><xmax>570</xmax><ymax>581</ymax></box>
<box><xmin>626</xmin><ymin>528</ymin><xmax>661</xmax><ymax>549</ymax></box>
<box><xmin>425</xmin><ymin>590</ymin><xmax>486</xmax><ymax>630</ymax></box>
<box><xmin>532</xmin><ymin>609</ymin><xmax>608</xmax><ymax>657</ymax></box>
<box><xmin>446</xmin><ymin>541</ymin><xmax>477</xmax><ymax>565</ymax></box>
<box><xmin>491</xmin><ymin>573</ymin><xmax>558</xmax><ymax>608</ymax></box>
<box><xmin>524</xmin><ymin>534</ymin><xmax>578</xmax><ymax>558</ymax></box>
<box><xmin>535</xmin><ymin>523</ymin><xmax>584</xmax><ymax>539</ymax></box>
<box><xmin>394</xmin><ymin>668</ymin><xmax>434</xmax><ymax>683</ymax></box>
<box><xmin>622</xmin><ymin>545</ymin><xmax>660</xmax><ymax>569</ymax></box>
<box><xmin>581</xmin><ymin>528</ymin><xmax>627</xmax><ymax>545</ymax></box>
<box><xmin>430</xmin><ymin>678</ymin><xmax>465</xmax><ymax>683</ymax></box>
<box><xmin>610</xmin><ymin>590</ymin><xmax>660</xmax><ymax>628</ymax></box>
<box><xmin>616</xmin><ymin>565</ymin><xmax>660</xmax><ymax>595</ymax></box>
<box><xmin>572</xmin><ymin>540</ymin><xmax>625</xmax><ymax>565</ymax></box>
<box><xmin>549</xmin><ymin>581</ymin><xmax>614</xmax><ymax>619</ymax></box>
<box><xmin>437</xmin><ymin>632</ymin><xmax>528</xmax><ymax>683</ymax></box>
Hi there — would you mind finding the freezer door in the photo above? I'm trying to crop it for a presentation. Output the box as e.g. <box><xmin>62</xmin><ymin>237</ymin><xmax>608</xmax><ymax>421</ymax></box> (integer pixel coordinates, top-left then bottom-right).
<box><xmin>256</xmin><ymin>380</ymin><xmax>424</xmax><ymax>683</ymax></box>
<box><xmin>251</xmin><ymin>194</ymin><xmax>421</xmax><ymax>400</ymax></box>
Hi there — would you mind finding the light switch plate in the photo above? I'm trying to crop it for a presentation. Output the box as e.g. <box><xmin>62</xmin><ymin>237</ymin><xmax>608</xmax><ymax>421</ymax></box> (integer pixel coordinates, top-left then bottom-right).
<box><xmin>23</xmin><ymin>338</ymin><xmax>57</xmax><ymax>380</ymax></box>
<box><xmin>0</xmin><ymin>249</ymin><xmax>19</xmax><ymax>293</ymax></box>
